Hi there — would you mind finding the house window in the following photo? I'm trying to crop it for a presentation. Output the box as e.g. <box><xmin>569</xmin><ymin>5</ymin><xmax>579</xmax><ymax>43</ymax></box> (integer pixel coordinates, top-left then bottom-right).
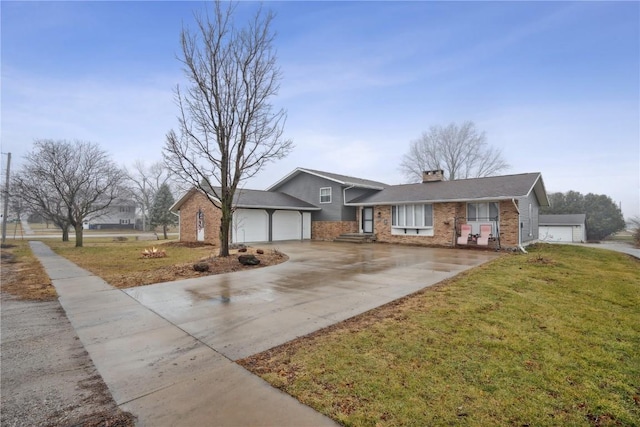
<box><xmin>467</xmin><ymin>202</ymin><xmax>499</xmax><ymax>222</ymax></box>
<box><xmin>392</xmin><ymin>204</ymin><xmax>433</xmax><ymax>228</ymax></box>
<box><xmin>320</xmin><ymin>187</ymin><xmax>332</xmax><ymax>204</ymax></box>
<box><xmin>120</xmin><ymin>219</ymin><xmax>130</xmax><ymax>224</ymax></box>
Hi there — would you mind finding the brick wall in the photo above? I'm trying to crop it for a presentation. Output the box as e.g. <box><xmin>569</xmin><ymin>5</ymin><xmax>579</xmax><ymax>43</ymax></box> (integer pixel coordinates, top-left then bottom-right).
<box><xmin>178</xmin><ymin>190</ymin><xmax>221</xmax><ymax>245</ymax></box>
<box><xmin>498</xmin><ymin>200</ymin><xmax>519</xmax><ymax>247</ymax></box>
<box><xmin>372</xmin><ymin>202</ymin><xmax>522</xmax><ymax>249</ymax></box>
<box><xmin>374</xmin><ymin>203</ymin><xmax>461</xmax><ymax>247</ymax></box>
<box><xmin>312</xmin><ymin>221</ymin><xmax>357</xmax><ymax>241</ymax></box>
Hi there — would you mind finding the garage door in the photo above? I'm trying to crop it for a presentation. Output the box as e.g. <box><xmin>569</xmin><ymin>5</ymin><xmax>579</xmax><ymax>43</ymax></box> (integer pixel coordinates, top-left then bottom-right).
<box><xmin>273</xmin><ymin>210</ymin><xmax>301</xmax><ymax>241</ymax></box>
<box><xmin>233</xmin><ymin>209</ymin><xmax>268</xmax><ymax>243</ymax></box>
<box><xmin>539</xmin><ymin>226</ymin><xmax>573</xmax><ymax>242</ymax></box>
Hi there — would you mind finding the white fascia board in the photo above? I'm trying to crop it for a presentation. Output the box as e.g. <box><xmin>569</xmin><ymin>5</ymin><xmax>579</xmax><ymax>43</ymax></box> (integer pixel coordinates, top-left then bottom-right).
<box><xmin>234</xmin><ymin>204</ymin><xmax>321</xmax><ymax>211</ymax></box>
<box><xmin>525</xmin><ymin>174</ymin><xmax>550</xmax><ymax>207</ymax></box>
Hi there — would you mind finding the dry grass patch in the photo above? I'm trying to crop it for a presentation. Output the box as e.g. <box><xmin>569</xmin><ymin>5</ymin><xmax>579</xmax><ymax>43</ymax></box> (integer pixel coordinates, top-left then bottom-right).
<box><xmin>1</xmin><ymin>240</ymin><xmax>55</xmax><ymax>300</ymax></box>
<box><xmin>43</xmin><ymin>238</ymin><xmax>287</xmax><ymax>288</ymax></box>
<box><xmin>240</xmin><ymin>244</ymin><xmax>640</xmax><ymax>426</ymax></box>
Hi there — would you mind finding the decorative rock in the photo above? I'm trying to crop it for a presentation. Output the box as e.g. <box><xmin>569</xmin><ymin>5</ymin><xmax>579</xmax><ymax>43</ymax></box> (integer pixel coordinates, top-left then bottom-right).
<box><xmin>193</xmin><ymin>262</ymin><xmax>210</xmax><ymax>272</ymax></box>
<box><xmin>256</xmin><ymin>249</ymin><xmax>264</xmax><ymax>254</ymax></box>
<box><xmin>238</xmin><ymin>247</ymin><xmax>248</xmax><ymax>253</ymax></box>
<box><xmin>238</xmin><ymin>254</ymin><xmax>260</xmax><ymax>266</ymax></box>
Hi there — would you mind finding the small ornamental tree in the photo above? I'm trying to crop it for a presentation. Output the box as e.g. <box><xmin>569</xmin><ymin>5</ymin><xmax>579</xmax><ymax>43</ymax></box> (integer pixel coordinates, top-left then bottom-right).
<box><xmin>149</xmin><ymin>183</ymin><xmax>177</xmax><ymax>239</ymax></box>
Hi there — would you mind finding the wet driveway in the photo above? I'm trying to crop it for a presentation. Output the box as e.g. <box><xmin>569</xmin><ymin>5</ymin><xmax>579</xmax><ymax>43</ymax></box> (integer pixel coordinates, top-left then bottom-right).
<box><xmin>125</xmin><ymin>241</ymin><xmax>500</xmax><ymax>361</ymax></box>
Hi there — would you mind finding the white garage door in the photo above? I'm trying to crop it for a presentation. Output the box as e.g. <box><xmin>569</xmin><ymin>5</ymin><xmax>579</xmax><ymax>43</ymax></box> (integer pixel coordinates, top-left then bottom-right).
<box><xmin>539</xmin><ymin>226</ymin><xmax>573</xmax><ymax>242</ymax></box>
<box><xmin>233</xmin><ymin>209</ymin><xmax>268</xmax><ymax>243</ymax></box>
<box><xmin>273</xmin><ymin>210</ymin><xmax>302</xmax><ymax>241</ymax></box>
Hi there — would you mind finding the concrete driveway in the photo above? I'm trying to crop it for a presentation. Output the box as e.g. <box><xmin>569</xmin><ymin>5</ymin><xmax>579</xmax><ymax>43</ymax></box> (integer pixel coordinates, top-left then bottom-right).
<box><xmin>31</xmin><ymin>240</ymin><xmax>499</xmax><ymax>426</ymax></box>
<box><xmin>125</xmin><ymin>241</ymin><xmax>499</xmax><ymax>361</ymax></box>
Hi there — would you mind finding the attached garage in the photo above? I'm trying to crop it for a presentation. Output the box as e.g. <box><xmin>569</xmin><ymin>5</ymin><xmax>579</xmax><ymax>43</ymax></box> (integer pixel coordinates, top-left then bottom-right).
<box><xmin>233</xmin><ymin>209</ymin><xmax>312</xmax><ymax>243</ymax></box>
<box><xmin>539</xmin><ymin>214</ymin><xmax>586</xmax><ymax>243</ymax></box>
<box><xmin>171</xmin><ymin>186</ymin><xmax>320</xmax><ymax>245</ymax></box>
<box><xmin>233</xmin><ymin>209</ymin><xmax>268</xmax><ymax>243</ymax></box>
<box><xmin>272</xmin><ymin>210</ymin><xmax>301</xmax><ymax>241</ymax></box>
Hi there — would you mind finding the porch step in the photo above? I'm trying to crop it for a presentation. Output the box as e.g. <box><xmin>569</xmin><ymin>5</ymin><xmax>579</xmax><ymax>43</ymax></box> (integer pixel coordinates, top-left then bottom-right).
<box><xmin>333</xmin><ymin>233</ymin><xmax>377</xmax><ymax>243</ymax></box>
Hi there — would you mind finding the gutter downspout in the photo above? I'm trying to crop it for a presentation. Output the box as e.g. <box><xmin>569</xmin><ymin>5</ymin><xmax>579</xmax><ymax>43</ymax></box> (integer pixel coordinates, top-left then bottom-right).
<box><xmin>511</xmin><ymin>198</ymin><xmax>527</xmax><ymax>253</ymax></box>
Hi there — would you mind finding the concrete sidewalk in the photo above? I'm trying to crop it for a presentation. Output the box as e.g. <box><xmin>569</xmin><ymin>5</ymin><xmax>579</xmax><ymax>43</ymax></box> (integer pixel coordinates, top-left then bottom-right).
<box><xmin>29</xmin><ymin>241</ymin><xmax>337</xmax><ymax>426</ymax></box>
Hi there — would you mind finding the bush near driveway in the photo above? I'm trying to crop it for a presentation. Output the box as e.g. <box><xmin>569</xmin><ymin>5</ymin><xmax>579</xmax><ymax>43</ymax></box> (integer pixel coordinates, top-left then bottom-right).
<box><xmin>240</xmin><ymin>244</ymin><xmax>640</xmax><ymax>427</ymax></box>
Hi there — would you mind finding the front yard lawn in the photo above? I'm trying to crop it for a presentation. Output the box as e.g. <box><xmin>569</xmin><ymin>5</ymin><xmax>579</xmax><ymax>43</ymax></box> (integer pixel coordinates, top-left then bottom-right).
<box><xmin>43</xmin><ymin>238</ymin><xmax>286</xmax><ymax>288</ymax></box>
<box><xmin>240</xmin><ymin>244</ymin><xmax>640</xmax><ymax>426</ymax></box>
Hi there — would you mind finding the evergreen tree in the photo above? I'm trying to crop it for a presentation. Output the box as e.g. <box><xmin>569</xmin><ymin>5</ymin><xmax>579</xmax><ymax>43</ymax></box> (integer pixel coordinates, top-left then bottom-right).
<box><xmin>149</xmin><ymin>183</ymin><xmax>177</xmax><ymax>239</ymax></box>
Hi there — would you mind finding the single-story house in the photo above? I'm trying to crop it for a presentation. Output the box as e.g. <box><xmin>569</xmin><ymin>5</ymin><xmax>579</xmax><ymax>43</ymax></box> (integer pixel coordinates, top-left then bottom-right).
<box><xmin>539</xmin><ymin>214</ymin><xmax>587</xmax><ymax>243</ymax></box>
<box><xmin>170</xmin><ymin>168</ymin><xmax>549</xmax><ymax>249</ymax></box>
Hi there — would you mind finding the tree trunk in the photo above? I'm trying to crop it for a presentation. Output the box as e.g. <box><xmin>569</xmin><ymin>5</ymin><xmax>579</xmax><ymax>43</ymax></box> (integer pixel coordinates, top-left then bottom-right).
<box><xmin>219</xmin><ymin>202</ymin><xmax>232</xmax><ymax>257</ymax></box>
<box><xmin>163</xmin><ymin>225</ymin><xmax>168</xmax><ymax>240</ymax></box>
<box><xmin>62</xmin><ymin>227</ymin><xmax>69</xmax><ymax>242</ymax></box>
<box><xmin>74</xmin><ymin>223</ymin><xmax>83</xmax><ymax>247</ymax></box>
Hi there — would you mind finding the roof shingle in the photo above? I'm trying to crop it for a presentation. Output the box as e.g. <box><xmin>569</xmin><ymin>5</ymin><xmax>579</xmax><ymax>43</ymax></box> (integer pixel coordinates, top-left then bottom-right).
<box><xmin>347</xmin><ymin>173</ymin><xmax>545</xmax><ymax>205</ymax></box>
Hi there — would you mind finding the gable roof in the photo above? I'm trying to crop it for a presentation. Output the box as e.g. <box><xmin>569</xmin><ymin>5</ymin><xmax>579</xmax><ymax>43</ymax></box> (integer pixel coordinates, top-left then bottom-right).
<box><xmin>539</xmin><ymin>214</ymin><xmax>586</xmax><ymax>226</ymax></box>
<box><xmin>170</xmin><ymin>187</ymin><xmax>320</xmax><ymax>213</ymax></box>
<box><xmin>347</xmin><ymin>172</ymin><xmax>549</xmax><ymax>206</ymax></box>
<box><xmin>267</xmin><ymin>167</ymin><xmax>387</xmax><ymax>191</ymax></box>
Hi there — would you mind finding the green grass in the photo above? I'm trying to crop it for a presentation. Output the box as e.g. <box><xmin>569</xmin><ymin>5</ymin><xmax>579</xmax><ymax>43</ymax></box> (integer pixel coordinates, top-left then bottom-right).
<box><xmin>242</xmin><ymin>244</ymin><xmax>640</xmax><ymax>426</ymax></box>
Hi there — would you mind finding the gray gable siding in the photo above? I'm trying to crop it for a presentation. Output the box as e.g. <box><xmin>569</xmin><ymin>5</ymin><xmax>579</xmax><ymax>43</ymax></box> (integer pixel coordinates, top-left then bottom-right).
<box><xmin>271</xmin><ymin>173</ymin><xmax>355</xmax><ymax>221</ymax></box>
<box><xmin>518</xmin><ymin>191</ymin><xmax>541</xmax><ymax>243</ymax></box>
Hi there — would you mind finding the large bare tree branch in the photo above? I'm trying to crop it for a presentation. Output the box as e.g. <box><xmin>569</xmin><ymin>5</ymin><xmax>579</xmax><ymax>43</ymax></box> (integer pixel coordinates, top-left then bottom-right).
<box><xmin>163</xmin><ymin>1</ymin><xmax>292</xmax><ymax>256</ymax></box>
<box><xmin>17</xmin><ymin>139</ymin><xmax>126</xmax><ymax>247</ymax></box>
<box><xmin>399</xmin><ymin>121</ymin><xmax>510</xmax><ymax>182</ymax></box>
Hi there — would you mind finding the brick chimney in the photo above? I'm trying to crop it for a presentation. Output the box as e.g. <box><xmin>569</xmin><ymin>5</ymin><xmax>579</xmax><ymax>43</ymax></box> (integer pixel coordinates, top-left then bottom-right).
<box><xmin>422</xmin><ymin>169</ymin><xmax>444</xmax><ymax>183</ymax></box>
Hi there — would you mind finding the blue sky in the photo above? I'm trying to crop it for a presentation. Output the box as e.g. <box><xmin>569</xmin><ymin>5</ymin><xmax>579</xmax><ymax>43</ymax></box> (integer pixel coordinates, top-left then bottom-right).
<box><xmin>2</xmin><ymin>1</ymin><xmax>639</xmax><ymax>218</ymax></box>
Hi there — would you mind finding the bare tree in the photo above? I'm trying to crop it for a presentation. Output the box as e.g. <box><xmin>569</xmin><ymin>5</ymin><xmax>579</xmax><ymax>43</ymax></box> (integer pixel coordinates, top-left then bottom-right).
<box><xmin>18</xmin><ymin>139</ymin><xmax>126</xmax><ymax>247</ymax></box>
<box><xmin>125</xmin><ymin>160</ymin><xmax>173</xmax><ymax>231</ymax></box>
<box><xmin>12</xmin><ymin>174</ymin><xmax>72</xmax><ymax>241</ymax></box>
<box><xmin>400</xmin><ymin>121</ymin><xmax>509</xmax><ymax>182</ymax></box>
<box><xmin>164</xmin><ymin>1</ymin><xmax>293</xmax><ymax>256</ymax></box>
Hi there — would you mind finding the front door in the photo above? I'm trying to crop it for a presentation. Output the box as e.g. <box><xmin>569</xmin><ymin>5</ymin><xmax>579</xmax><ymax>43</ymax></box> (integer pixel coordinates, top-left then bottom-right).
<box><xmin>196</xmin><ymin>209</ymin><xmax>205</xmax><ymax>242</ymax></box>
<box><xmin>362</xmin><ymin>207</ymin><xmax>374</xmax><ymax>233</ymax></box>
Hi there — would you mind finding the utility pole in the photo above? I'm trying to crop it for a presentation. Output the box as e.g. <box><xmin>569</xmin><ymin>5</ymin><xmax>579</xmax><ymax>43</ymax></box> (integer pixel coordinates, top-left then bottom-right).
<box><xmin>2</xmin><ymin>152</ymin><xmax>12</xmax><ymax>244</ymax></box>
<box><xmin>142</xmin><ymin>177</ymin><xmax>147</xmax><ymax>232</ymax></box>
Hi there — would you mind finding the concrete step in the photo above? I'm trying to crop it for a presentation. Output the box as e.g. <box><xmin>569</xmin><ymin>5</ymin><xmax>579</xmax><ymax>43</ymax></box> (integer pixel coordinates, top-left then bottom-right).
<box><xmin>333</xmin><ymin>233</ymin><xmax>376</xmax><ymax>243</ymax></box>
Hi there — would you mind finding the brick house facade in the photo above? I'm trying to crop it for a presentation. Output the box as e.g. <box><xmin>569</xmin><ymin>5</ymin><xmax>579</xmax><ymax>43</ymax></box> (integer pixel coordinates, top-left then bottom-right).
<box><xmin>171</xmin><ymin>168</ymin><xmax>548</xmax><ymax>250</ymax></box>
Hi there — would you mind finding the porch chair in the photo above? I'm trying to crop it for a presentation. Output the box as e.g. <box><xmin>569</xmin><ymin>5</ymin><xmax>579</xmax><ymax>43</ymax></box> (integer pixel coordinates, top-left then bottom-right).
<box><xmin>457</xmin><ymin>224</ymin><xmax>472</xmax><ymax>245</ymax></box>
<box><xmin>477</xmin><ymin>224</ymin><xmax>492</xmax><ymax>246</ymax></box>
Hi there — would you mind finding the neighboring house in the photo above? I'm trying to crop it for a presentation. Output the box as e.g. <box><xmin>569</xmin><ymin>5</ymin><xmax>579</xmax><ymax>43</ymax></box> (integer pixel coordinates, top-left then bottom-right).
<box><xmin>83</xmin><ymin>199</ymin><xmax>137</xmax><ymax>230</ymax></box>
<box><xmin>539</xmin><ymin>214</ymin><xmax>587</xmax><ymax>243</ymax></box>
<box><xmin>171</xmin><ymin>168</ymin><xmax>549</xmax><ymax>249</ymax></box>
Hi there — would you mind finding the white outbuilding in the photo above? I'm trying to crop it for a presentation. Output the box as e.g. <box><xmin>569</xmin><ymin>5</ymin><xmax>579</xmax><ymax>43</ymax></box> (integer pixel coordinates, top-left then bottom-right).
<box><xmin>539</xmin><ymin>214</ymin><xmax>587</xmax><ymax>243</ymax></box>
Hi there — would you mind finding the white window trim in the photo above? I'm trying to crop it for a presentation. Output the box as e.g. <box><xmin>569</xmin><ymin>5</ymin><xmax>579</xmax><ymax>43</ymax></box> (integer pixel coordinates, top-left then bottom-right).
<box><xmin>320</xmin><ymin>187</ymin><xmax>332</xmax><ymax>204</ymax></box>
<box><xmin>391</xmin><ymin>204</ymin><xmax>434</xmax><ymax>229</ymax></box>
